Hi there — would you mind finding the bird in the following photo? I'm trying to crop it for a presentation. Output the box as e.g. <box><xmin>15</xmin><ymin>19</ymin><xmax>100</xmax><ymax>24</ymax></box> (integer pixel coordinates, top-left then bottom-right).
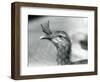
<box><xmin>40</xmin><ymin>21</ymin><xmax>87</xmax><ymax>65</ymax></box>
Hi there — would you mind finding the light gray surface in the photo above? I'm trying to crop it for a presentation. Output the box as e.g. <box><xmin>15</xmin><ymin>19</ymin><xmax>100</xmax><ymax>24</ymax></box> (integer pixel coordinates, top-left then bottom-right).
<box><xmin>28</xmin><ymin>16</ymin><xmax>88</xmax><ymax>67</ymax></box>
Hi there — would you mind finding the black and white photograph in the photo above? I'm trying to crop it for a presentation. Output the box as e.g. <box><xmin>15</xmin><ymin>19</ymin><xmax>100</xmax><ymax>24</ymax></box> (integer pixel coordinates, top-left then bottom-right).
<box><xmin>11</xmin><ymin>2</ymin><xmax>97</xmax><ymax>79</ymax></box>
<box><xmin>28</xmin><ymin>15</ymin><xmax>88</xmax><ymax>66</ymax></box>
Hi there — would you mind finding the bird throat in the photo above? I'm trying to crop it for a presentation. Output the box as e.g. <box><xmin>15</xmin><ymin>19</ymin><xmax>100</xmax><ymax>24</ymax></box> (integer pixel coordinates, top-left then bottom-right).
<box><xmin>53</xmin><ymin>41</ymin><xmax>71</xmax><ymax>65</ymax></box>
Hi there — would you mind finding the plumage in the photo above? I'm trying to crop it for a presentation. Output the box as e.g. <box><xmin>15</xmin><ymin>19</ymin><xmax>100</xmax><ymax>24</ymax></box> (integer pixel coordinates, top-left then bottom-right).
<box><xmin>40</xmin><ymin>21</ymin><xmax>87</xmax><ymax>65</ymax></box>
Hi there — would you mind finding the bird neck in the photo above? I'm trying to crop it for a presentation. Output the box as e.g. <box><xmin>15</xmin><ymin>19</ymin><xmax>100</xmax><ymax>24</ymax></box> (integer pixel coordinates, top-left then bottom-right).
<box><xmin>56</xmin><ymin>43</ymin><xmax>71</xmax><ymax>65</ymax></box>
<box><xmin>51</xmin><ymin>38</ymin><xmax>71</xmax><ymax>65</ymax></box>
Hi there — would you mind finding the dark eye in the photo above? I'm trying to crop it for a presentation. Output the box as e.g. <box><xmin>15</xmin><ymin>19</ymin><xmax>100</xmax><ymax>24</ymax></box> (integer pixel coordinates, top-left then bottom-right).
<box><xmin>79</xmin><ymin>40</ymin><xmax>88</xmax><ymax>50</ymax></box>
<box><xmin>59</xmin><ymin>35</ymin><xmax>62</xmax><ymax>38</ymax></box>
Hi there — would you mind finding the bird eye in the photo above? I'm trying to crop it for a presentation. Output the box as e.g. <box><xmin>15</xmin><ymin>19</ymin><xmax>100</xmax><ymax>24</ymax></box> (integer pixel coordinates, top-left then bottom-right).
<box><xmin>59</xmin><ymin>35</ymin><xmax>62</xmax><ymax>38</ymax></box>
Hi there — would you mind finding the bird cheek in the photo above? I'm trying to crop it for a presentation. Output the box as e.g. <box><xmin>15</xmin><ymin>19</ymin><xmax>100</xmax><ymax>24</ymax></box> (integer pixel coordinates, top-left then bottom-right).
<box><xmin>52</xmin><ymin>38</ymin><xmax>58</xmax><ymax>43</ymax></box>
<box><xmin>52</xmin><ymin>37</ymin><xmax>62</xmax><ymax>43</ymax></box>
<box><xmin>57</xmin><ymin>37</ymin><xmax>62</xmax><ymax>42</ymax></box>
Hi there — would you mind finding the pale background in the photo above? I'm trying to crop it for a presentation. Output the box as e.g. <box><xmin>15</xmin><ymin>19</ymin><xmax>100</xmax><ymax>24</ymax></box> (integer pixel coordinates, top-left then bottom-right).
<box><xmin>0</xmin><ymin>0</ymin><xmax>100</xmax><ymax>82</ymax></box>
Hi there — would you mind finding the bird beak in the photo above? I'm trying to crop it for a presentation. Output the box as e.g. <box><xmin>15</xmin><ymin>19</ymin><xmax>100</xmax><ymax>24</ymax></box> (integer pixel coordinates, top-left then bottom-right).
<box><xmin>40</xmin><ymin>35</ymin><xmax>46</xmax><ymax>39</ymax></box>
<box><xmin>40</xmin><ymin>35</ymin><xmax>51</xmax><ymax>40</ymax></box>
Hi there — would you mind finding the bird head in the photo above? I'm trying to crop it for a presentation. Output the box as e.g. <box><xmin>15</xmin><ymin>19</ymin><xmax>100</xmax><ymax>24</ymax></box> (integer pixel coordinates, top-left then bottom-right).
<box><xmin>40</xmin><ymin>21</ymin><xmax>71</xmax><ymax>48</ymax></box>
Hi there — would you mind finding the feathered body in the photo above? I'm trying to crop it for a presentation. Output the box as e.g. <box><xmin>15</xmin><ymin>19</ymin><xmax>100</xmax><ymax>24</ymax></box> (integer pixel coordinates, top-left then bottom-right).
<box><xmin>51</xmin><ymin>31</ymin><xmax>71</xmax><ymax>65</ymax></box>
<box><xmin>40</xmin><ymin>21</ymin><xmax>71</xmax><ymax>65</ymax></box>
<box><xmin>40</xmin><ymin>21</ymin><xmax>87</xmax><ymax>65</ymax></box>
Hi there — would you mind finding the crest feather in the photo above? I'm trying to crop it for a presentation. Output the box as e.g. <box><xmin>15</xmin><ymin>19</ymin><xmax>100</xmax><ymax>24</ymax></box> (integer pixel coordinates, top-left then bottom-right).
<box><xmin>41</xmin><ymin>21</ymin><xmax>52</xmax><ymax>35</ymax></box>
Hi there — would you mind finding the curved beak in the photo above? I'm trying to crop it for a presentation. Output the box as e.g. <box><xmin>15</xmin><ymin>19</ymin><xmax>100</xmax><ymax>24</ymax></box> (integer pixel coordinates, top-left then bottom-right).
<box><xmin>40</xmin><ymin>35</ymin><xmax>51</xmax><ymax>40</ymax></box>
